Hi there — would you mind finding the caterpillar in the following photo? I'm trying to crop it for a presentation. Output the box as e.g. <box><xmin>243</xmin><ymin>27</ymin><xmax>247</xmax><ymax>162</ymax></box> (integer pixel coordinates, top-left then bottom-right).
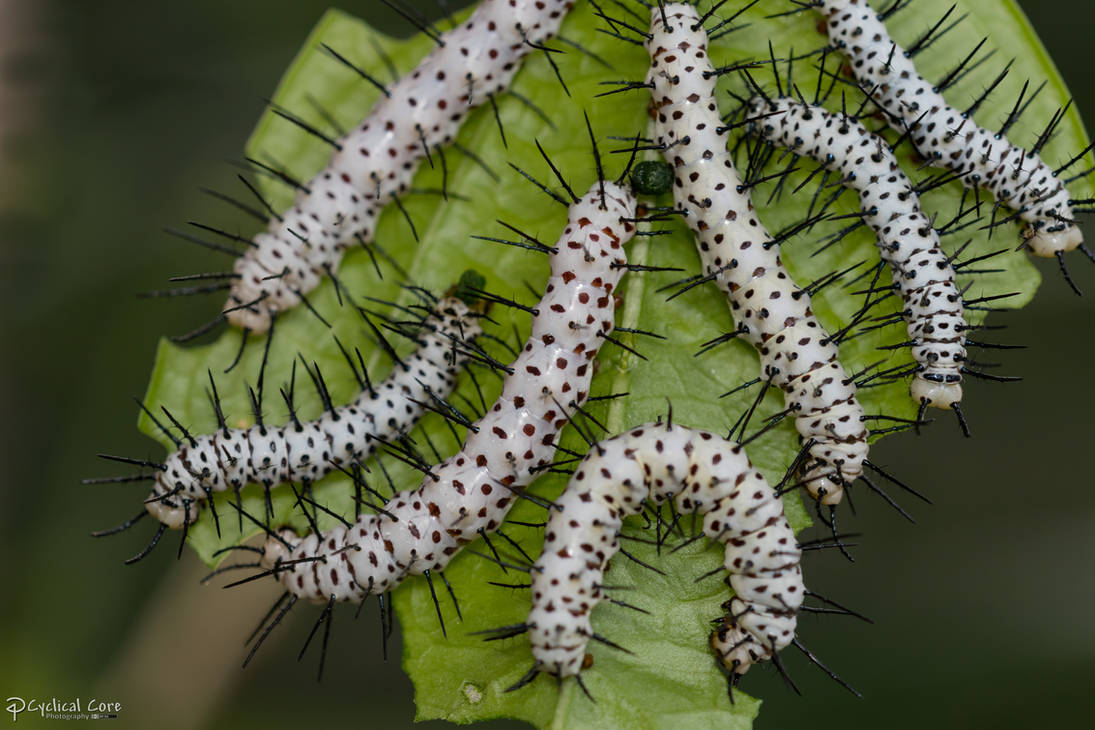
<box><xmin>815</xmin><ymin>0</ymin><xmax>1087</xmax><ymax>267</ymax></box>
<box><xmin>522</xmin><ymin>422</ymin><xmax>802</xmax><ymax>694</ymax></box>
<box><xmin>748</xmin><ymin>97</ymin><xmax>968</xmax><ymax>416</ymax></box>
<box><xmin>91</xmin><ymin>288</ymin><xmax>483</xmax><ymax>545</ymax></box>
<box><xmin>255</xmin><ymin>180</ymin><xmax>637</xmax><ymax>603</ymax></box>
<box><xmin>646</xmin><ymin>3</ymin><xmax>867</xmax><ymax>507</ymax></box>
<box><xmin>224</xmin><ymin>0</ymin><xmax>573</xmax><ymax>333</ymax></box>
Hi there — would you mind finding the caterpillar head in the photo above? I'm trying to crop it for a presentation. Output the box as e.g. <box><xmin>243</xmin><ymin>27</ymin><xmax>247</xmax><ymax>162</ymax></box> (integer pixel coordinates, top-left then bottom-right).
<box><xmin>709</xmin><ymin>613</ymin><xmax>772</xmax><ymax>681</ymax></box>
<box><xmin>910</xmin><ymin>375</ymin><xmax>963</xmax><ymax>410</ymax></box>
<box><xmin>802</xmin><ymin>469</ymin><xmax>844</xmax><ymax>506</ymax></box>
<box><xmin>225</xmin><ymin>302</ymin><xmax>274</xmax><ymax>333</ymax></box>
<box><xmin>712</xmin><ymin>596</ymin><xmax>797</xmax><ymax>686</ymax></box>
<box><xmin>143</xmin><ymin>443</ymin><xmax>225</xmax><ymax>527</ymax></box>
<box><xmin>527</xmin><ymin>553</ymin><xmax>598</xmax><ymax>679</ymax></box>
<box><xmin>226</xmin><ymin>247</ymin><xmax>278</xmax><ymax>332</ymax></box>
<box><xmin>225</xmin><ymin>230</ymin><xmax>303</xmax><ymax>333</ymax></box>
<box><xmin>142</xmin><ymin>449</ymin><xmax>210</xmax><ymax>527</ymax></box>
<box><xmin>1024</xmin><ymin>222</ymin><xmax>1084</xmax><ymax>258</ymax></box>
<box><xmin>259</xmin><ymin>529</ymin><xmax>299</xmax><ymax>571</ymax></box>
<box><xmin>802</xmin><ymin>436</ymin><xmax>866</xmax><ymax>506</ymax></box>
<box><xmin>528</xmin><ymin>631</ymin><xmax>589</xmax><ymax>679</ymax></box>
<box><xmin>144</xmin><ymin>486</ymin><xmax>202</xmax><ymax>529</ymax></box>
<box><xmin>224</xmin><ymin>283</ymin><xmax>275</xmax><ymax>332</ymax></box>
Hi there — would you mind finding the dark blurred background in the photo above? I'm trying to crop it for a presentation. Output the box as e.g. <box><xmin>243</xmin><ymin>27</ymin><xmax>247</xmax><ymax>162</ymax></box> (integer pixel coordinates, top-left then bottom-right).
<box><xmin>1</xmin><ymin>1</ymin><xmax>1091</xmax><ymax>728</ymax></box>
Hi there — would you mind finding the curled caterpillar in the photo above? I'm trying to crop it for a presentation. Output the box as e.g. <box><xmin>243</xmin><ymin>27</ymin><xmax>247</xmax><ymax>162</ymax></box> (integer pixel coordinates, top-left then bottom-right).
<box><xmin>226</xmin><ymin>0</ymin><xmax>572</xmax><ymax>333</ymax></box>
<box><xmin>526</xmin><ymin>422</ymin><xmax>801</xmax><ymax>687</ymax></box>
<box><xmin>816</xmin><ymin>0</ymin><xmax>1083</xmax><ymax>259</ymax></box>
<box><xmin>748</xmin><ymin>97</ymin><xmax>968</xmax><ymax>413</ymax></box>
<box><xmin>646</xmin><ymin>4</ymin><xmax>866</xmax><ymax>506</ymax></box>
<box><xmin>100</xmin><ymin>293</ymin><xmax>482</xmax><ymax>532</ymax></box>
<box><xmin>258</xmin><ymin>180</ymin><xmax>637</xmax><ymax>602</ymax></box>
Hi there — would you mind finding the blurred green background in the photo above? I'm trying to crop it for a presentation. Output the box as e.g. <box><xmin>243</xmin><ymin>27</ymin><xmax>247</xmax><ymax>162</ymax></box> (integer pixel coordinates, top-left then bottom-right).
<box><xmin>1</xmin><ymin>1</ymin><xmax>1092</xmax><ymax>728</ymax></box>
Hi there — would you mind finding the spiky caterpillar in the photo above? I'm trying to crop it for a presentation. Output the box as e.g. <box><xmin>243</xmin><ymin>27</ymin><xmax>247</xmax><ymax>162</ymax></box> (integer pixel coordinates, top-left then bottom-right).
<box><xmin>646</xmin><ymin>3</ymin><xmax>866</xmax><ymax>506</ymax></box>
<box><xmin>226</xmin><ymin>0</ymin><xmax>573</xmax><ymax>333</ymax></box>
<box><xmin>748</xmin><ymin>97</ymin><xmax>967</xmax><ymax>411</ymax></box>
<box><xmin>527</xmin><ymin>422</ymin><xmax>802</xmax><ymax>683</ymax></box>
<box><xmin>816</xmin><ymin>0</ymin><xmax>1082</xmax><ymax>258</ymax></box>
<box><xmin>144</xmin><ymin>296</ymin><xmax>482</xmax><ymax>529</ymax></box>
<box><xmin>258</xmin><ymin>181</ymin><xmax>637</xmax><ymax>602</ymax></box>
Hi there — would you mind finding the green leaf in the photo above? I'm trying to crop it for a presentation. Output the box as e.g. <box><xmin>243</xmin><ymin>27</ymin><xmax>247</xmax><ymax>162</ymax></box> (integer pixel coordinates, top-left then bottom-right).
<box><xmin>137</xmin><ymin>1</ymin><xmax>1091</xmax><ymax>728</ymax></box>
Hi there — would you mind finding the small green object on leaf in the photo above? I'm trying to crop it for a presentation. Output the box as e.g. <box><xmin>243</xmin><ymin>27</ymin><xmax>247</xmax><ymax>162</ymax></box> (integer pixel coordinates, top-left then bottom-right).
<box><xmin>630</xmin><ymin>160</ymin><xmax>674</xmax><ymax>196</ymax></box>
<box><xmin>454</xmin><ymin>268</ymin><xmax>487</xmax><ymax>305</ymax></box>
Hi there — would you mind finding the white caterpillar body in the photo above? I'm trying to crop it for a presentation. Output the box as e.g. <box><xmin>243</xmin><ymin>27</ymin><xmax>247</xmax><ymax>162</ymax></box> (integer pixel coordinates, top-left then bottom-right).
<box><xmin>146</xmin><ymin>297</ymin><xmax>481</xmax><ymax>528</ymax></box>
<box><xmin>227</xmin><ymin>0</ymin><xmax>573</xmax><ymax>332</ymax></box>
<box><xmin>750</xmin><ymin>97</ymin><xmax>967</xmax><ymax>409</ymax></box>
<box><xmin>259</xmin><ymin>182</ymin><xmax>638</xmax><ymax>602</ymax></box>
<box><xmin>528</xmin><ymin>423</ymin><xmax>802</xmax><ymax>680</ymax></box>
<box><xmin>647</xmin><ymin>4</ymin><xmax>867</xmax><ymax>505</ymax></box>
<box><xmin>818</xmin><ymin>0</ymin><xmax>1082</xmax><ymax>257</ymax></box>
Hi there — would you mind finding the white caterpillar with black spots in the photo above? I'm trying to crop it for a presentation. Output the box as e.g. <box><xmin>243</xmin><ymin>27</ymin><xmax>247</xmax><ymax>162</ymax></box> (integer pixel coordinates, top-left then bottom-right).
<box><xmin>259</xmin><ymin>181</ymin><xmax>638</xmax><ymax>601</ymax></box>
<box><xmin>227</xmin><ymin>0</ymin><xmax>572</xmax><ymax>333</ymax></box>
<box><xmin>749</xmin><ymin>97</ymin><xmax>967</xmax><ymax>411</ymax></box>
<box><xmin>817</xmin><ymin>0</ymin><xmax>1082</xmax><ymax>257</ymax></box>
<box><xmin>647</xmin><ymin>3</ymin><xmax>867</xmax><ymax>506</ymax></box>
<box><xmin>528</xmin><ymin>422</ymin><xmax>802</xmax><ymax>682</ymax></box>
<box><xmin>146</xmin><ymin>297</ymin><xmax>481</xmax><ymax>528</ymax></box>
